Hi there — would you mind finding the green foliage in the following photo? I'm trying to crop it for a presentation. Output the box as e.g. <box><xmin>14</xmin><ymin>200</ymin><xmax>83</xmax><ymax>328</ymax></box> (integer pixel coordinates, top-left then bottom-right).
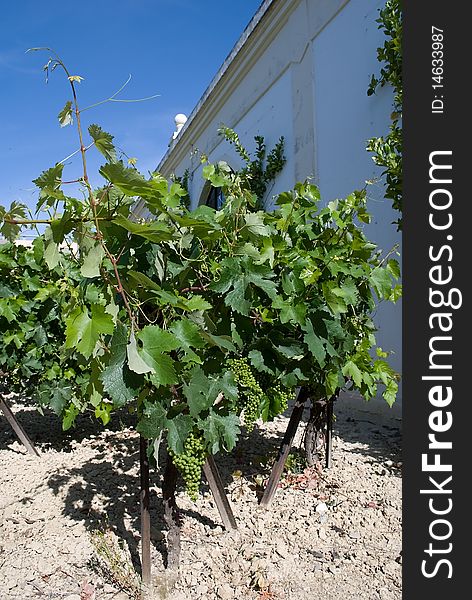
<box><xmin>0</xmin><ymin>53</ymin><xmax>401</xmax><ymax>499</ymax></box>
<box><xmin>0</xmin><ymin>241</ymin><xmax>89</xmax><ymax>425</ymax></box>
<box><xmin>367</xmin><ymin>0</ymin><xmax>402</xmax><ymax>229</ymax></box>
<box><xmin>218</xmin><ymin>127</ymin><xmax>286</xmax><ymax>208</ymax></box>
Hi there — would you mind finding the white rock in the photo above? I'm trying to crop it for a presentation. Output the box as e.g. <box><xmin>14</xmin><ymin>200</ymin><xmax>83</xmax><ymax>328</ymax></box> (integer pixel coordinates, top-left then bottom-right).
<box><xmin>217</xmin><ymin>583</ymin><xmax>234</xmax><ymax>599</ymax></box>
<box><xmin>316</xmin><ymin>502</ymin><xmax>328</xmax><ymax>514</ymax></box>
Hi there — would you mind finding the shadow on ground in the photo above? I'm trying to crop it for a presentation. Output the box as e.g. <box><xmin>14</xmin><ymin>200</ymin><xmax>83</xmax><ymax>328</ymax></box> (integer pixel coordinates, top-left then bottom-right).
<box><xmin>1</xmin><ymin>389</ymin><xmax>401</xmax><ymax>575</ymax></box>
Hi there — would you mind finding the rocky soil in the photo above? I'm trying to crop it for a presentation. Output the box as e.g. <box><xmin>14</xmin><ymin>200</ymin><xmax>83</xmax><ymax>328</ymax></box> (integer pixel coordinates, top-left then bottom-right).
<box><xmin>0</xmin><ymin>393</ymin><xmax>401</xmax><ymax>600</ymax></box>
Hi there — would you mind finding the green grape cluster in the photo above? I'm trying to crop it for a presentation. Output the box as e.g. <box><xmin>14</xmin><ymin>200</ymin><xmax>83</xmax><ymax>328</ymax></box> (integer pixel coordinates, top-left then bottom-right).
<box><xmin>169</xmin><ymin>432</ymin><xmax>206</xmax><ymax>501</ymax></box>
<box><xmin>268</xmin><ymin>381</ymin><xmax>292</xmax><ymax>414</ymax></box>
<box><xmin>227</xmin><ymin>357</ymin><xmax>264</xmax><ymax>430</ymax></box>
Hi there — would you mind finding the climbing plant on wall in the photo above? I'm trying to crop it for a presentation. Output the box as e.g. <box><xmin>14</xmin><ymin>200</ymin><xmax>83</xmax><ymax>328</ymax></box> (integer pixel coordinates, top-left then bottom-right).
<box><xmin>367</xmin><ymin>0</ymin><xmax>402</xmax><ymax>229</ymax></box>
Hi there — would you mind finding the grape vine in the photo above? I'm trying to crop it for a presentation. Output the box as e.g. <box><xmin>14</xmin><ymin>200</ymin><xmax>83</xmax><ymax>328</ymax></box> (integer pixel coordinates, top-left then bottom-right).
<box><xmin>1</xmin><ymin>51</ymin><xmax>401</xmax><ymax>502</ymax></box>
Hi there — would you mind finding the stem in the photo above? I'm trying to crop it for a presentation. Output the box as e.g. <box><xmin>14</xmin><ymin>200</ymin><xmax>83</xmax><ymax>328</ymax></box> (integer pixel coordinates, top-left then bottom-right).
<box><xmin>58</xmin><ymin>143</ymin><xmax>94</xmax><ymax>165</ymax></box>
<box><xmin>59</xmin><ymin>55</ymin><xmax>138</xmax><ymax>329</ymax></box>
<box><xmin>108</xmin><ymin>253</ymin><xmax>137</xmax><ymax>329</ymax></box>
<box><xmin>179</xmin><ymin>285</ymin><xmax>208</xmax><ymax>294</ymax></box>
<box><xmin>5</xmin><ymin>217</ymin><xmax>114</xmax><ymax>225</ymax></box>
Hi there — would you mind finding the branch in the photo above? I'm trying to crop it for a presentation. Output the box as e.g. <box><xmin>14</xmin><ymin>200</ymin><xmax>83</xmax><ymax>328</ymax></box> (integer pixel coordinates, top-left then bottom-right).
<box><xmin>180</xmin><ymin>285</ymin><xmax>209</xmax><ymax>294</ymax></box>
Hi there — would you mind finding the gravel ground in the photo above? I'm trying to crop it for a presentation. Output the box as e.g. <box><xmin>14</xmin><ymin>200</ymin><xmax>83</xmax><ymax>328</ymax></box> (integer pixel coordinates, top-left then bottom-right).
<box><xmin>0</xmin><ymin>392</ymin><xmax>401</xmax><ymax>600</ymax></box>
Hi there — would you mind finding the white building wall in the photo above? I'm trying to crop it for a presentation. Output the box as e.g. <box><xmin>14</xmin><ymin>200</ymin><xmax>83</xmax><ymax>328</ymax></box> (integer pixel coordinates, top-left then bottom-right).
<box><xmin>147</xmin><ymin>0</ymin><xmax>402</xmax><ymax>404</ymax></box>
<box><xmin>312</xmin><ymin>0</ymin><xmax>402</xmax><ymax>388</ymax></box>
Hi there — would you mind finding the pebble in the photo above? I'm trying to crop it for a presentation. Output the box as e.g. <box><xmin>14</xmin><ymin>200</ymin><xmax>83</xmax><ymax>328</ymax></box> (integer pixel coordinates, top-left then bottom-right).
<box><xmin>217</xmin><ymin>583</ymin><xmax>234</xmax><ymax>599</ymax></box>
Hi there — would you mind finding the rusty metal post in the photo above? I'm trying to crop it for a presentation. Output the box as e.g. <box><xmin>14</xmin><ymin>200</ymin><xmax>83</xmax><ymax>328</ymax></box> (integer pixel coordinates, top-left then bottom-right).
<box><xmin>260</xmin><ymin>386</ymin><xmax>309</xmax><ymax>507</ymax></box>
<box><xmin>0</xmin><ymin>397</ymin><xmax>40</xmax><ymax>457</ymax></box>
<box><xmin>139</xmin><ymin>435</ymin><xmax>151</xmax><ymax>585</ymax></box>
<box><xmin>325</xmin><ymin>396</ymin><xmax>335</xmax><ymax>469</ymax></box>
<box><xmin>203</xmin><ymin>454</ymin><xmax>237</xmax><ymax>530</ymax></box>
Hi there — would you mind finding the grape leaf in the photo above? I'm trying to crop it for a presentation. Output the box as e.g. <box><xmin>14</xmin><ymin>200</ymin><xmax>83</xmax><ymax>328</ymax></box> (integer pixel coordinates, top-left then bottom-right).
<box><xmin>369</xmin><ymin>267</ymin><xmax>393</xmax><ymax>300</ymax></box>
<box><xmin>62</xmin><ymin>404</ymin><xmax>79</xmax><ymax>431</ymax></box>
<box><xmin>166</xmin><ymin>414</ymin><xmax>194</xmax><ymax>454</ymax></box>
<box><xmin>322</xmin><ymin>282</ymin><xmax>348</xmax><ymax>315</ymax></box>
<box><xmin>170</xmin><ymin>319</ymin><xmax>204</xmax><ymax>348</ymax></box>
<box><xmin>200</xmin><ymin>411</ymin><xmax>240</xmax><ymax>454</ymax></box>
<box><xmin>184</xmin><ymin>295</ymin><xmax>212</xmax><ymax>312</ymax></box>
<box><xmin>303</xmin><ymin>320</ymin><xmax>326</xmax><ymax>366</ymax></box>
<box><xmin>200</xmin><ymin>331</ymin><xmax>236</xmax><ymax>353</ymax></box>
<box><xmin>244</xmin><ymin>212</ymin><xmax>271</xmax><ymax>237</ymax></box>
<box><xmin>136</xmin><ymin>401</ymin><xmax>168</xmax><ymax>439</ymax></box>
<box><xmin>80</xmin><ymin>243</ymin><xmax>105</xmax><ymax>278</ymax></box>
<box><xmin>281</xmin><ymin>368</ymin><xmax>308</xmax><ymax>387</ymax></box>
<box><xmin>100</xmin><ymin>161</ymin><xmax>166</xmax><ymax>203</ymax></box>
<box><xmin>248</xmin><ymin>349</ymin><xmax>274</xmax><ymax>373</ymax></box>
<box><xmin>137</xmin><ymin>325</ymin><xmax>181</xmax><ymax>354</ymax></box>
<box><xmin>147</xmin><ymin>353</ymin><xmax>178</xmax><ymax>387</ymax></box>
<box><xmin>44</xmin><ymin>241</ymin><xmax>60</xmax><ymax>269</ymax></box>
<box><xmin>66</xmin><ymin>304</ymin><xmax>114</xmax><ymax>358</ymax></box>
<box><xmin>276</xmin><ymin>344</ymin><xmax>305</xmax><ymax>360</ymax></box>
<box><xmin>58</xmin><ymin>101</ymin><xmax>73</xmax><ymax>127</ymax></box>
<box><xmin>337</xmin><ymin>277</ymin><xmax>359</xmax><ymax>306</ymax></box>
<box><xmin>342</xmin><ymin>360</ymin><xmax>363</xmax><ymax>387</ymax></box>
<box><xmin>224</xmin><ymin>278</ymin><xmax>251</xmax><ymax>316</ymax></box>
<box><xmin>183</xmin><ymin>367</ymin><xmax>214</xmax><ymax>417</ymax></box>
<box><xmin>88</xmin><ymin>124</ymin><xmax>116</xmax><ymax>162</ymax></box>
<box><xmin>387</xmin><ymin>258</ymin><xmax>401</xmax><ymax>279</ymax></box>
<box><xmin>100</xmin><ymin>323</ymin><xmax>137</xmax><ymax>407</ymax></box>
<box><xmin>210</xmin><ymin>257</ymin><xmax>242</xmax><ymax>294</ymax></box>
<box><xmin>33</xmin><ymin>164</ymin><xmax>65</xmax><ymax>211</ymax></box>
<box><xmin>112</xmin><ymin>215</ymin><xmax>174</xmax><ymax>243</ymax></box>
<box><xmin>272</xmin><ymin>297</ymin><xmax>306</xmax><ymax>325</ymax></box>
<box><xmin>127</xmin><ymin>332</ymin><xmax>153</xmax><ymax>374</ymax></box>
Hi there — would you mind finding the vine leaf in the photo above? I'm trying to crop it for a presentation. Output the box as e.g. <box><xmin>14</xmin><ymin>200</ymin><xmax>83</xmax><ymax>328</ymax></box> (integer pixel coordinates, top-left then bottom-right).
<box><xmin>33</xmin><ymin>164</ymin><xmax>65</xmax><ymax>211</ymax></box>
<box><xmin>369</xmin><ymin>267</ymin><xmax>393</xmax><ymax>300</ymax></box>
<box><xmin>166</xmin><ymin>414</ymin><xmax>194</xmax><ymax>455</ymax></box>
<box><xmin>58</xmin><ymin>101</ymin><xmax>73</xmax><ymax>127</ymax></box>
<box><xmin>100</xmin><ymin>162</ymin><xmax>166</xmax><ymax>208</ymax></box>
<box><xmin>303</xmin><ymin>320</ymin><xmax>326</xmax><ymax>367</ymax></box>
<box><xmin>225</xmin><ymin>278</ymin><xmax>251</xmax><ymax>316</ymax></box>
<box><xmin>44</xmin><ymin>241</ymin><xmax>60</xmax><ymax>269</ymax></box>
<box><xmin>248</xmin><ymin>349</ymin><xmax>274</xmax><ymax>373</ymax></box>
<box><xmin>135</xmin><ymin>326</ymin><xmax>179</xmax><ymax>385</ymax></box>
<box><xmin>183</xmin><ymin>367</ymin><xmax>214</xmax><ymax>417</ymax></box>
<box><xmin>127</xmin><ymin>332</ymin><xmax>152</xmax><ymax>374</ymax></box>
<box><xmin>80</xmin><ymin>243</ymin><xmax>105</xmax><ymax>278</ymax></box>
<box><xmin>244</xmin><ymin>212</ymin><xmax>271</xmax><ymax>237</ymax></box>
<box><xmin>322</xmin><ymin>282</ymin><xmax>348</xmax><ymax>315</ymax></box>
<box><xmin>342</xmin><ymin>360</ymin><xmax>363</xmax><ymax>387</ymax></box>
<box><xmin>89</xmin><ymin>124</ymin><xmax>116</xmax><ymax>162</ymax></box>
<box><xmin>0</xmin><ymin>201</ymin><xmax>27</xmax><ymax>241</ymax></box>
<box><xmin>112</xmin><ymin>215</ymin><xmax>174</xmax><ymax>243</ymax></box>
<box><xmin>137</xmin><ymin>401</ymin><xmax>168</xmax><ymax>439</ymax></box>
<box><xmin>65</xmin><ymin>304</ymin><xmax>114</xmax><ymax>358</ymax></box>
<box><xmin>200</xmin><ymin>411</ymin><xmax>240</xmax><ymax>454</ymax></box>
<box><xmin>137</xmin><ymin>325</ymin><xmax>180</xmax><ymax>354</ymax></box>
<box><xmin>100</xmin><ymin>323</ymin><xmax>137</xmax><ymax>407</ymax></box>
<box><xmin>148</xmin><ymin>353</ymin><xmax>178</xmax><ymax>387</ymax></box>
<box><xmin>170</xmin><ymin>318</ymin><xmax>205</xmax><ymax>362</ymax></box>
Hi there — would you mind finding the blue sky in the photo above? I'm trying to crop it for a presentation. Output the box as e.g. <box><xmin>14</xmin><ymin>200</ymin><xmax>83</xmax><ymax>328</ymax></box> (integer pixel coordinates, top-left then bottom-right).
<box><xmin>0</xmin><ymin>0</ymin><xmax>262</xmax><ymax>213</ymax></box>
